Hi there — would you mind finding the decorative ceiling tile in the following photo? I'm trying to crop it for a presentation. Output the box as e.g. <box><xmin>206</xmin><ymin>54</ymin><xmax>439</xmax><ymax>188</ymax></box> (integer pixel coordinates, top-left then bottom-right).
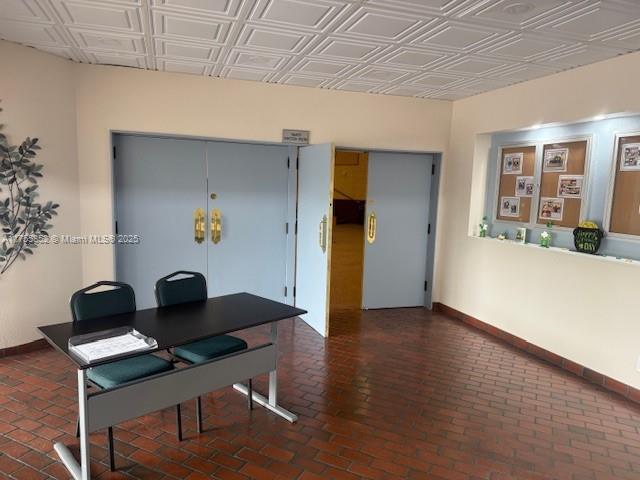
<box><xmin>0</xmin><ymin>0</ymin><xmax>53</xmax><ymax>23</ymax></box>
<box><xmin>50</xmin><ymin>0</ymin><xmax>143</xmax><ymax>32</ymax></box>
<box><xmin>335</xmin><ymin>6</ymin><xmax>427</xmax><ymax>41</ymax></box>
<box><xmin>413</xmin><ymin>21</ymin><xmax>506</xmax><ymax>52</ymax></box>
<box><xmin>0</xmin><ymin>19</ymin><xmax>64</xmax><ymax>45</ymax></box>
<box><xmin>226</xmin><ymin>48</ymin><xmax>289</xmax><ymax>70</ymax></box>
<box><xmin>292</xmin><ymin>58</ymin><xmax>355</xmax><ymax>77</ymax></box>
<box><xmin>221</xmin><ymin>65</ymin><xmax>272</xmax><ymax>81</ymax></box>
<box><xmin>155</xmin><ymin>37</ymin><xmax>219</xmax><ymax>61</ymax></box>
<box><xmin>1</xmin><ymin>0</ymin><xmax>640</xmax><ymax>100</ymax></box>
<box><xmin>69</xmin><ymin>27</ymin><xmax>146</xmax><ymax>53</ymax></box>
<box><xmin>236</xmin><ymin>24</ymin><xmax>311</xmax><ymax>53</ymax></box>
<box><xmin>483</xmin><ymin>33</ymin><xmax>572</xmax><ymax>62</ymax></box>
<box><xmin>153</xmin><ymin>10</ymin><xmax>231</xmax><ymax>43</ymax></box>
<box><xmin>250</xmin><ymin>0</ymin><xmax>348</xmax><ymax>31</ymax></box>
<box><xmin>540</xmin><ymin>5</ymin><xmax>640</xmax><ymax>40</ymax></box>
<box><xmin>85</xmin><ymin>51</ymin><xmax>148</xmax><ymax>68</ymax></box>
<box><xmin>377</xmin><ymin>46</ymin><xmax>447</xmax><ymax>68</ymax></box>
<box><xmin>280</xmin><ymin>74</ymin><xmax>330</xmax><ymax>88</ymax></box>
<box><xmin>460</xmin><ymin>0</ymin><xmax>575</xmax><ymax>28</ymax></box>
<box><xmin>157</xmin><ymin>57</ymin><xmax>210</xmax><ymax>74</ymax></box>
<box><xmin>310</xmin><ymin>37</ymin><xmax>384</xmax><ymax>61</ymax></box>
<box><xmin>151</xmin><ymin>0</ymin><xmax>243</xmax><ymax>18</ymax></box>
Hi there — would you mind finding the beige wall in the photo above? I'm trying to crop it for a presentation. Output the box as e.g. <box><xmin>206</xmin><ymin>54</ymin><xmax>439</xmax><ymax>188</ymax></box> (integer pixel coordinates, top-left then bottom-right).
<box><xmin>0</xmin><ymin>42</ymin><xmax>82</xmax><ymax>348</ymax></box>
<box><xmin>439</xmin><ymin>51</ymin><xmax>640</xmax><ymax>388</ymax></box>
<box><xmin>73</xmin><ymin>63</ymin><xmax>451</xmax><ymax>283</ymax></box>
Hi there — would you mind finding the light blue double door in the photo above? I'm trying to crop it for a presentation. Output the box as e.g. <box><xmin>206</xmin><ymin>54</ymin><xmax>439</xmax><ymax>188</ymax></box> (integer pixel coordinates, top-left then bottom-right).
<box><xmin>113</xmin><ymin>135</ymin><xmax>290</xmax><ymax>309</ymax></box>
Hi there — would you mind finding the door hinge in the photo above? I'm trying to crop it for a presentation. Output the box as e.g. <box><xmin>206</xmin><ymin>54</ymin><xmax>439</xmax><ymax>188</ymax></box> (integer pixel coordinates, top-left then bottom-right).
<box><xmin>424</xmin><ymin>281</ymin><xmax>428</xmax><ymax>291</ymax></box>
<box><xmin>293</xmin><ymin>286</ymin><xmax>296</xmax><ymax>298</ymax></box>
<box><xmin>287</xmin><ymin>157</ymin><xmax>290</xmax><ymax>169</ymax></box>
<box><xmin>428</xmin><ymin>223</ymin><xmax>431</xmax><ymax>235</ymax></box>
<box><xmin>284</xmin><ymin>286</ymin><xmax>288</xmax><ymax>297</ymax></box>
<box><xmin>431</xmin><ymin>164</ymin><xmax>435</xmax><ymax>175</ymax></box>
<box><xmin>296</xmin><ymin>157</ymin><xmax>299</xmax><ymax>170</ymax></box>
<box><xmin>115</xmin><ymin>221</ymin><xmax>118</xmax><ymax>234</ymax></box>
<box><xmin>113</xmin><ymin>146</ymin><xmax>117</xmax><ymax>159</ymax></box>
<box><xmin>286</xmin><ymin>222</ymin><xmax>289</xmax><ymax>234</ymax></box>
<box><xmin>295</xmin><ymin>221</ymin><xmax>298</xmax><ymax>235</ymax></box>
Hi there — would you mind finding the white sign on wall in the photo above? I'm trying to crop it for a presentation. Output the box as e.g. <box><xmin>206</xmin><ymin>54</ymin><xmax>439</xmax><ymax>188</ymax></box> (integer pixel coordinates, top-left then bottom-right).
<box><xmin>282</xmin><ymin>129</ymin><xmax>310</xmax><ymax>145</ymax></box>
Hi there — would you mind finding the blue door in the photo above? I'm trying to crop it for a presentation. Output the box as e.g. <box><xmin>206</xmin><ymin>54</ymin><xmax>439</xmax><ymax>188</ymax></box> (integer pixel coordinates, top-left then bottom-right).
<box><xmin>362</xmin><ymin>152</ymin><xmax>432</xmax><ymax>309</ymax></box>
<box><xmin>206</xmin><ymin>142</ymin><xmax>289</xmax><ymax>301</ymax></box>
<box><xmin>296</xmin><ymin>143</ymin><xmax>335</xmax><ymax>336</ymax></box>
<box><xmin>114</xmin><ymin>135</ymin><xmax>208</xmax><ymax>308</ymax></box>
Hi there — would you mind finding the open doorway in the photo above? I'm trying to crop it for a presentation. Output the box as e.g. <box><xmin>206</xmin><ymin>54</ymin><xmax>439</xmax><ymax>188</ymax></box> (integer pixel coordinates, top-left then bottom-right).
<box><xmin>329</xmin><ymin>150</ymin><xmax>368</xmax><ymax>312</ymax></box>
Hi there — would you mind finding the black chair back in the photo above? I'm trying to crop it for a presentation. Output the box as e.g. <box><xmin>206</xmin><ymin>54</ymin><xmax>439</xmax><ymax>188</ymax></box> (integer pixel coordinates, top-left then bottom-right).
<box><xmin>70</xmin><ymin>281</ymin><xmax>136</xmax><ymax>322</ymax></box>
<box><xmin>155</xmin><ymin>271</ymin><xmax>207</xmax><ymax>307</ymax></box>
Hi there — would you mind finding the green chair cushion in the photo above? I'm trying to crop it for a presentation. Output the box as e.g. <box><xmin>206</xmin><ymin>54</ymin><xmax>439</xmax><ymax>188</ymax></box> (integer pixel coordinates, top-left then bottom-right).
<box><xmin>174</xmin><ymin>335</ymin><xmax>247</xmax><ymax>364</ymax></box>
<box><xmin>88</xmin><ymin>355</ymin><xmax>174</xmax><ymax>389</ymax></box>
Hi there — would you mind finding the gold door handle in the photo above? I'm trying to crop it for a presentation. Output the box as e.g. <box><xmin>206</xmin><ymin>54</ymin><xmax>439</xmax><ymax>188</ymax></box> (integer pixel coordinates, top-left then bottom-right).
<box><xmin>367</xmin><ymin>212</ymin><xmax>377</xmax><ymax>244</ymax></box>
<box><xmin>211</xmin><ymin>208</ymin><xmax>222</xmax><ymax>244</ymax></box>
<box><xmin>194</xmin><ymin>208</ymin><xmax>205</xmax><ymax>244</ymax></box>
<box><xmin>319</xmin><ymin>215</ymin><xmax>328</xmax><ymax>253</ymax></box>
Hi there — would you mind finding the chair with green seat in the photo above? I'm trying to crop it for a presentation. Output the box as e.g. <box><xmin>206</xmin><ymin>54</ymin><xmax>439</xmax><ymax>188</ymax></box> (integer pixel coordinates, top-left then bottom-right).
<box><xmin>70</xmin><ymin>281</ymin><xmax>180</xmax><ymax>472</ymax></box>
<box><xmin>154</xmin><ymin>271</ymin><xmax>253</xmax><ymax>433</ymax></box>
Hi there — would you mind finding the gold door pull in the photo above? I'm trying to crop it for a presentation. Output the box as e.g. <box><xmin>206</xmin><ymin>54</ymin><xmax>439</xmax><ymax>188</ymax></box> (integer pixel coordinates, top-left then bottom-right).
<box><xmin>211</xmin><ymin>208</ymin><xmax>222</xmax><ymax>244</ymax></box>
<box><xmin>194</xmin><ymin>208</ymin><xmax>205</xmax><ymax>244</ymax></box>
<box><xmin>367</xmin><ymin>212</ymin><xmax>377</xmax><ymax>244</ymax></box>
<box><xmin>319</xmin><ymin>215</ymin><xmax>328</xmax><ymax>253</ymax></box>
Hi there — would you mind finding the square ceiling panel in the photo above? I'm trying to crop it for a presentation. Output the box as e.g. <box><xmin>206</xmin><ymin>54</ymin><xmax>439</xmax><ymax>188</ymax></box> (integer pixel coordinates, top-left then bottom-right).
<box><xmin>378</xmin><ymin>46</ymin><xmax>446</xmax><ymax>67</ymax></box>
<box><xmin>237</xmin><ymin>24</ymin><xmax>311</xmax><ymax>53</ymax></box>
<box><xmin>541</xmin><ymin>5</ymin><xmax>639</xmax><ymax>40</ymax></box>
<box><xmin>311</xmin><ymin>37</ymin><xmax>383</xmax><ymax>61</ymax></box>
<box><xmin>152</xmin><ymin>0</ymin><xmax>242</xmax><ymax>18</ymax></box>
<box><xmin>250</xmin><ymin>0</ymin><xmax>347</xmax><ymax>31</ymax></box>
<box><xmin>0</xmin><ymin>0</ymin><xmax>52</xmax><ymax>23</ymax></box>
<box><xmin>461</xmin><ymin>0</ymin><xmax>574</xmax><ymax>28</ymax></box>
<box><xmin>51</xmin><ymin>0</ymin><xmax>143</xmax><ymax>32</ymax></box>
<box><xmin>2</xmin><ymin>0</ymin><xmax>640</xmax><ymax>101</ymax></box>
<box><xmin>153</xmin><ymin>10</ymin><xmax>231</xmax><ymax>43</ymax></box>
<box><xmin>414</xmin><ymin>22</ymin><xmax>505</xmax><ymax>51</ymax></box>
<box><xmin>155</xmin><ymin>38</ymin><xmax>219</xmax><ymax>61</ymax></box>
<box><xmin>336</xmin><ymin>6</ymin><xmax>426</xmax><ymax>41</ymax></box>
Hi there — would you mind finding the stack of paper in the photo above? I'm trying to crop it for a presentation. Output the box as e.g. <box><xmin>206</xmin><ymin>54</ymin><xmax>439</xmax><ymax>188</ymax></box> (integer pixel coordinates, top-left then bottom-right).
<box><xmin>70</xmin><ymin>331</ymin><xmax>154</xmax><ymax>363</ymax></box>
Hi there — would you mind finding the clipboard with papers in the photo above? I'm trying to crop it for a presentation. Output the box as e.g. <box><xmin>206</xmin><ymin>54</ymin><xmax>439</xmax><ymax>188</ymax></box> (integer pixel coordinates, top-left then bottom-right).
<box><xmin>68</xmin><ymin>327</ymin><xmax>158</xmax><ymax>364</ymax></box>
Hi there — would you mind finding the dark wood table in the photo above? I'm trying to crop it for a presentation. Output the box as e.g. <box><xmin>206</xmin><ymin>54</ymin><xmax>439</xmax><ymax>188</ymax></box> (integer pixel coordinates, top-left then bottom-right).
<box><xmin>38</xmin><ymin>293</ymin><xmax>306</xmax><ymax>480</ymax></box>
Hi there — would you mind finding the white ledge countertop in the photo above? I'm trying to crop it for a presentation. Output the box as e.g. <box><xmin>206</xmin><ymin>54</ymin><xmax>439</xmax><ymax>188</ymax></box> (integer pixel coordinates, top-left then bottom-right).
<box><xmin>471</xmin><ymin>235</ymin><xmax>640</xmax><ymax>268</ymax></box>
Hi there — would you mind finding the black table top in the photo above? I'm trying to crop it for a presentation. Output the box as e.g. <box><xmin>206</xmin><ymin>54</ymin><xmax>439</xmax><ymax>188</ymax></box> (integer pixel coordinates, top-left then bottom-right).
<box><xmin>38</xmin><ymin>293</ymin><xmax>306</xmax><ymax>369</ymax></box>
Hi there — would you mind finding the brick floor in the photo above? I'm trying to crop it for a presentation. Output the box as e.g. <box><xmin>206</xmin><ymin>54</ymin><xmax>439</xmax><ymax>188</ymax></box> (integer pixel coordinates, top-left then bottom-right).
<box><xmin>1</xmin><ymin>308</ymin><xmax>639</xmax><ymax>479</ymax></box>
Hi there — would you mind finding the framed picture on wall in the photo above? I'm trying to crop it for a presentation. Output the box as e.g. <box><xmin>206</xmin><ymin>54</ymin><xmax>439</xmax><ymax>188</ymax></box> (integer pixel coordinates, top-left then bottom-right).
<box><xmin>503</xmin><ymin>153</ymin><xmax>523</xmax><ymax>174</ymax></box>
<box><xmin>539</xmin><ymin>197</ymin><xmax>564</xmax><ymax>221</ymax></box>
<box><xmin>515</xmin><ymin>227</ymin><xmax>527</xmax><ymax>244</ymax></box>
<box><xmin>557</xmin><ymin>175</ymin><xmax>583</xmax><ymax>198</ymax></box>
<box><xmin>500</xmin><ymin>196</ymin><xmax>520</xmax><ymax>217</ymax></box>
<box><xmin>515</xmin><ymin>176</ymin><xmax>534</xmax><ymax>197</ymax></box>
<box><xmin>543</xmin><ymin>148</ymin><xmax>569</xmax><ymax>172</ymax></box>
<box><xmin>620</xmin><ymin>143</ymin><xmax>640</xmax><ymax>171</ymax></box>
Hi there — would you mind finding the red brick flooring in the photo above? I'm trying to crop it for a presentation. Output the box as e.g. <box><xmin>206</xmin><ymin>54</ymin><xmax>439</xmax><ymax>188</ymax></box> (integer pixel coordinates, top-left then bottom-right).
<box><xmin>1</xmin><ymin>308</ymin><xmax>640</xmax><ymax>480</ymax></box>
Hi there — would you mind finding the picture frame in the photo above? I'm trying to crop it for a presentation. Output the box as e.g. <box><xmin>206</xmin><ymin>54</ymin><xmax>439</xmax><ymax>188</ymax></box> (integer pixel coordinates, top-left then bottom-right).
<box><xmin>503</xmin><ymin>152</ymin><xmax>523</xmax><ymax>174</ymax></box>
<box><xmin>500</xmin><ymin>196</ymin><xmax>520</xmax><ymax>217</ymax></box>
<box><xmin>515</xmin><ymin>176</ymin><xmax>534</xmax><ymax>197</ymax></box>
<box><xmin>620</xmin><ymin>142</ymin><xmax>640</xmax><ymax>171</ymax></box>
<box><xmin>539</xmin><ymin>197</ymin><xmax>564</xmax><ymax>222</ymax></box>
<box><xmin>557</xmin><ymin>175</ymin><xmax>583</xmax><ymax>198</ymax></box>
<box><xmin>515</xmin><ymin>227</ymin><xmax>527</xmax><ymax>244</ymax></box>
<box><xmin>543</xmin><ymin>148</ymin><xmax>569</xmax><ymax>172</ymax></box>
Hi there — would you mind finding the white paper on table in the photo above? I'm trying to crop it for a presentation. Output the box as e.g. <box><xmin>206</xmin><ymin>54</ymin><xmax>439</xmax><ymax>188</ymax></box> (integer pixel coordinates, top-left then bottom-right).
<box><xmin>70</xmin><ymin>331</ymin><xmax>153</xmax><ymax>363</ymax></box>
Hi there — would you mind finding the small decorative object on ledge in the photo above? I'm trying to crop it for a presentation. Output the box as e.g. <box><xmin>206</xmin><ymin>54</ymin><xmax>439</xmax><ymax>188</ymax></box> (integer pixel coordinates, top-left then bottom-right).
<box><xmin>479</xmin><ymin>216</ymin><xmax>488</xmax><ymax>237</ymax></box>
<box><xmin>573</xmin><ymin>221</ymin><xmax>604</xmax><ymax>254</ymax></box>
<box><xmin>497</xmin><ymin>232</ymin><xmax>507</xmax><ymax>240</ymax></box>
<box><xmin>515</xmin><ymin>227</ymin><xmax>527</xmax><ymax>244</ymax></box>
<box><xmin>0</xmin><ymin>101</ymin><xmax>60</xmax><ymax>275</ymax></box>
<box><xmin>540</xmin><ymin>221</ymin><xmax>553</xmax><ymax>248</ymax></box>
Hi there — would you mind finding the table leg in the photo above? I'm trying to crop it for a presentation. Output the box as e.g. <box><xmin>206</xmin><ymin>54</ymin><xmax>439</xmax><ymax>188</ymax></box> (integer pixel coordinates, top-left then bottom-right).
<box><xmin>53</xmin><ymin>369</ymin><xmax>90</xmax><ymax>480</ymax></box>
<box><xmin>233</xmin><ymin>321</ymin><xmax>298</xmax><ymax>423</ymax></box>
